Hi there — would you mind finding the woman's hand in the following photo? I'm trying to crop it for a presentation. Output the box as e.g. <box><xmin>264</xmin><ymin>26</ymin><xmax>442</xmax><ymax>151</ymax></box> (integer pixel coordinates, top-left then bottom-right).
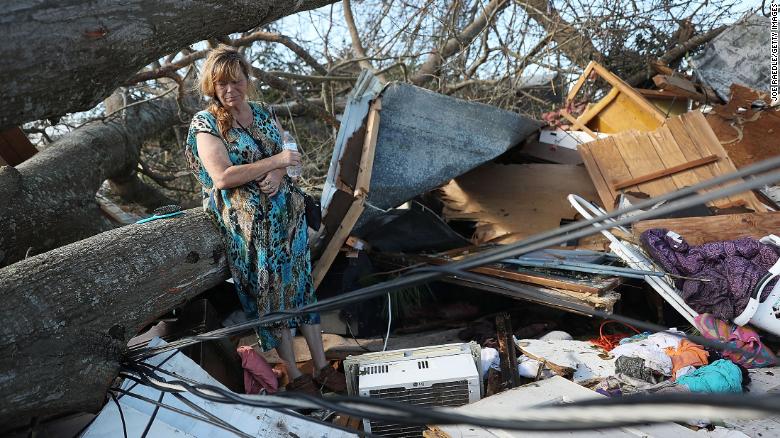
<box><xmin>259</xmin><ymin>169</ymin><xmax>284</xmax><ymax>196</ymax></box>
<box><xmin>273</xmin><ymin>149</ymin><xmax>301</xmax><ymax>169</ymax></box>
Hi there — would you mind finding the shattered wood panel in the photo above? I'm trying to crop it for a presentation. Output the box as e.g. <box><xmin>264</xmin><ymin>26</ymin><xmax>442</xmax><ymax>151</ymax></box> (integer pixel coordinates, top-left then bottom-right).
<box><xmin>438</xmin><ymin>163</ymin><xmax>602</xmax><ymax>244</ymax></box>
<box><xmin>441</xmin><ymin>277</ymin><xmax>620</xmax><ymax>315</ymax></box>
<box><xmin>632</xmin><ymin>211</ymin><xmax>780</xmax><ymax>245</ymax></box>
<box><xmin>706</xmin><ymin>84</ymin><xmax>780</xmax><ymax>169</ymax></box>
<box><xmin>578</xmin><ymin>111</ymin><xmax>767</xmax><ymax>212</ymax></box>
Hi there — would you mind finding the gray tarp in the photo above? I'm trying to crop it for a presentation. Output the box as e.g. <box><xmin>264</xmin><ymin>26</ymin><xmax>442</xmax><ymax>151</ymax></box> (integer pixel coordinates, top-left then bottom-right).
<box><xmin>690</xmin><ymin>13</ymin><xmax>771</xmax><ymax>101</ymax></box>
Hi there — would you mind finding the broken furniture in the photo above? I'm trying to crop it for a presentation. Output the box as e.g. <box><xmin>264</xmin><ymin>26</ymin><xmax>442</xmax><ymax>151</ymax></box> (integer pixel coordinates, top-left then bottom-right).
<box><xmin>577</xmin><ymin>110</ymin><xmax>767</xmax><ymax>212</ymax></box>
<box><xmin>315</xmin><ymin>70</ymin><xmax>542</xmax><ymax>287</ymax></box>
<box><xmin>344</xmin><ymin>342</ymin><xmax>481</xmax><ymax>437</ymax></box>
<box><xmin>561</xmin><ymin>61</ymin><xmax>667</xmax><ymax>137</ymax></box>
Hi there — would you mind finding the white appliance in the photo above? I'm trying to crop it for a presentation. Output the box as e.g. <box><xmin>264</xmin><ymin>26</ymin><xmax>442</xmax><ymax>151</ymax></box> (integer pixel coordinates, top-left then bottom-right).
<box><xmin>344</xmin><ymin>342</ymin><xmax>482</xmax><ymax>437</ymax></box>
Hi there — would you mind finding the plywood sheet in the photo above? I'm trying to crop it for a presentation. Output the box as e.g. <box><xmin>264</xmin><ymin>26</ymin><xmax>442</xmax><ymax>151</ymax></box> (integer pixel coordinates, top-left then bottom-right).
<box><xmin>632</xmin><ymin>211</ymin><xmax>780</xmax><ymax>245</ymax></box>
<box><xmin>578</xmin><ymin>111</ymin><xmax>767</xmax><ymax>212</ymax></box>
<box><xmin>438</xmin><ymin>163</ymin><xmax>602</xmax><ymax>244</ymax></box>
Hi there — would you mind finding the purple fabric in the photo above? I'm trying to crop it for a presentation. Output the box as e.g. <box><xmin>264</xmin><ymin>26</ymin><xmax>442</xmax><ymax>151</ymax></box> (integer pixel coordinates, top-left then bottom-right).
<box><xmin>640</xmin><ymin>229</ymin><xmax>780</xmax><ymax>321</ymax></box>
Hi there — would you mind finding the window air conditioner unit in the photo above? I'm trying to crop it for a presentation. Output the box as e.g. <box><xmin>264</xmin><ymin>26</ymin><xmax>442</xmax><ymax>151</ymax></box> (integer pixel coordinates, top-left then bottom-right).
<box><xmin>344</xmin><ymin>342</ymin><xmax>482</xmax><ymax>437</ymax></box>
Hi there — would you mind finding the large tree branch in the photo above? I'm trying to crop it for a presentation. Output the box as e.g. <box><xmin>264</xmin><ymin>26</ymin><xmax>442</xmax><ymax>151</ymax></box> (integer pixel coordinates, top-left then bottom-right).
<box><xmin>410</xmin><ymin>0</ymin><xmax>510</xmax><ymax>87</ymax></box>
<box><xmin>343</xmin><ymin>0</ymin><xmax>389</xmax><ymax>83</ymax></box>
<box><xmin>233</xmin><ymin>31</ymin><xmax>328</xmax><ymax>75</ymax></box>
<box><xmin>625</xmin><ymin>25</ymin><xmax>727</xmax><ymax>86</ymax></box>
<box><xmin>0</xmin><ymin>94</ymin><xmax>191</xmax><ymax>266</ymax></box>
<box><xmin>0</xmin><ymin>210</ymin><xmax>229</xmax><ymax>431</ymax></box>
<box><xmin>1</xmin><ymin>0</ymin><xmax>337</xmax><ymax>129</ymax></box>
<box><xmin>515</xmin><ymin>0</ymin><xmax>604</xmax><ymax>68</ymax></box>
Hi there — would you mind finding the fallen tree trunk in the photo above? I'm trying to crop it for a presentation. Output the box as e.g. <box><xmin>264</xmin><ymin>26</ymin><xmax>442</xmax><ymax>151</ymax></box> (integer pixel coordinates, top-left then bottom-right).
<box><xmin>0</xmin><ymin>209</ymin><xmax>228</xmax><ymax>432</ymax></box>
<box><xmin>1</xmin><ymin>0</ymin><xmax>336</xmax><ymax>129</ymax></box>
<box><xmin>0</xmin><ymin>94</ymin><xmax>185</xmax><ymax>267</ymax></box>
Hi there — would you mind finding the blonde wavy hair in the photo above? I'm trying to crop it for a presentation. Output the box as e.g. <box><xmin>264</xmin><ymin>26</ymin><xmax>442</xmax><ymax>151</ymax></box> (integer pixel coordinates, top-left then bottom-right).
<box><xmin>198</xmin><ymin>45</ymin><xmax>257</xmax><ymax>138</ymax></box>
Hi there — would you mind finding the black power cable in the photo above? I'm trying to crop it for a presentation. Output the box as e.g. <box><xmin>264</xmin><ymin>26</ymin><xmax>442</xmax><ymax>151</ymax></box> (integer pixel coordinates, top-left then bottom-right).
<box><xmin>109</xmin><ymin>392</ymin><xmax>128</xmax><ymax>438</ymax></box>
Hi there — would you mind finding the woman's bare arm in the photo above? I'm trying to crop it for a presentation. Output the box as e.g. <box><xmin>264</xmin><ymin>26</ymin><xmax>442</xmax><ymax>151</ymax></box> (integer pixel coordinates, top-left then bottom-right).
<box><xmin>196</xmin><ymin>132</ymin><xmax>300</xmax><ymax>189</ymax></box>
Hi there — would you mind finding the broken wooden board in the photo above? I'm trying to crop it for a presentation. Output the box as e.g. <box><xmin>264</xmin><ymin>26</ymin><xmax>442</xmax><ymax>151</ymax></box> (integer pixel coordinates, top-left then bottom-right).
<box><xmin>632</xmin><ymin>211</ymin><xmax>780</xmax><ymax>245</ymax></box>
<box><xmin>705</xmin><ymin>84</ymin><xmax>780</xmax><ymax>169</ymax></box>
<box><xmin>636</xmin><ymin>88</ymin><xmax>689</xmax><ymax>117</ymax></box>
<box><xmin>379</xmin><ymin>251</ymin><xmax>621</xmax><ymax>295</ymax></box>
<box><xmin>438</xmin><ymin>163</ymin><xmax>605</xmax><ymax>245</ymax></box>
<box><xmin>438</xmin><ymin>277</ymin><xmax>620</xmax><ymax>315</ymax></box>
<box><xmin>564</xmin><ymin>61</ymin><xmax>667</xmax><ymax>135</ymax></box>
<box><xmin>426</xmin><ymin>376</ymin><xmax>701</xmax><ymax>438</ymax></box>
<box><xmin>312</xmin><ymin>99</ymin><xmax>381</xmax><ymax>288</ymax></box>
<box><xmin>578</xmin><ymin>110</ymin><xmax>767</xmax><ymax>212</ymax></box>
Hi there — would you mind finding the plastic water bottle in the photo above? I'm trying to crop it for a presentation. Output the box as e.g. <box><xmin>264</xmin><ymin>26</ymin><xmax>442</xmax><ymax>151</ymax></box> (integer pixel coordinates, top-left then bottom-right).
<box><xmin>282</xmin><ymin>131</ymin><xmax>302</xmax><ymax>178</ymax></box>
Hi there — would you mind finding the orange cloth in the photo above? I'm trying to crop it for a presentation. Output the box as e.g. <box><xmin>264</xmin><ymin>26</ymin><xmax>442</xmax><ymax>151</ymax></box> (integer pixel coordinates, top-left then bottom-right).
<box><xmin>665</xmin><ymin>339</ymin><xmax>709</xmax><ymax>378</ymax></box>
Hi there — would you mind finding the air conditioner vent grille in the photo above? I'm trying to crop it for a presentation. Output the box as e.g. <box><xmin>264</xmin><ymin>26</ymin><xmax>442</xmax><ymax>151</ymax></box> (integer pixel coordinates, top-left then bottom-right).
<box><xmin>368</xmin><ymin>380</ymin><xmax>470</xmax><ymax>437</ymax></box>
<box><xmin>361</xmin><ymin>364</ymin><xmax>389</xmax><ymax>375</ymax></box>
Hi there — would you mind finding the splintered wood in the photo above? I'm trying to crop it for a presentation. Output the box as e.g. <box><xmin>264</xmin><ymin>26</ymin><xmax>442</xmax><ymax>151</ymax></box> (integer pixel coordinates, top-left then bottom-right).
<box><xmin>438</xmin><ymin>163</ymin><xmax>604</xmax><ymax>245</ymax></box>
<box><xmin>578</xmin><ymin>110</ymin><xmax>767</xmax><ymax>212</ymax></box>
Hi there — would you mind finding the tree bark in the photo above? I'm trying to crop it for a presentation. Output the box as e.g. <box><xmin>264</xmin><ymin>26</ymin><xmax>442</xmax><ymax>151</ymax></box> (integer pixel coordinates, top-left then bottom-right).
<box><xmin>0</xmin><ymin>209</ymin><xmax>228</xmax><ymax>432</ymax></box>
<box><xmin>0</xmin><ymin>94</ymin><xmax>187</xmax><ymax>267</ymax></box>
<box><xmin>1</xmin><ymin>0</ymin><xmax>337</xmax><ymax>129</ymax></box>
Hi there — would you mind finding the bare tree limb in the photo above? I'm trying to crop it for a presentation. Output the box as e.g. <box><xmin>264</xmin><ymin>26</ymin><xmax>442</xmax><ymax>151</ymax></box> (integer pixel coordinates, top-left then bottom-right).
<box><xmin>252</xmin><ymin>67</ymin><xmax>341</xmax><ymax>128</ymax></box>
<box><xmin>514</xmin><ymin>0</ymin><xmax>604</xmax><ymax>68</ymax></box>
<box><xmin>625</xmin><ymin>25</ymin><xmax>727</xmax><ymax>86</ymax></box>
<box><xmin>410</xmin><ymin>0</ymin><xmax>510</xmax><ymax>87</ymax></box>
<box><xmin>343</xmin><ymin>0</ymin><xmax>389</xmax><ymax>83</ymax></box>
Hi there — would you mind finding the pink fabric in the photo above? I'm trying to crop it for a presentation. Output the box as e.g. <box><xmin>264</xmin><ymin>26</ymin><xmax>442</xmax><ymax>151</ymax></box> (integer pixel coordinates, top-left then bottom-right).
<box><xmin>237</xmin><ymin>346</ymin><xmax>279</xmax><ymax>394</ymax></box>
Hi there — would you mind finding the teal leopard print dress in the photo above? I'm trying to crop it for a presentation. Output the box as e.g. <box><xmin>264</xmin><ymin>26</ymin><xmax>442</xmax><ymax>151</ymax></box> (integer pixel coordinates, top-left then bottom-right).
<box><xmin>185</xmin><ymin>101</ymin><xmax>318</xmax><ymax>351</ymax></box>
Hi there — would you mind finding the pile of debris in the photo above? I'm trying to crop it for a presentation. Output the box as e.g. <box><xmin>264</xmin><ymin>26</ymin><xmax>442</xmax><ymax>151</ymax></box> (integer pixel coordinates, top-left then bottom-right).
<box><xmin>32</xmin><ymin>14</ymin><xmax>780</xmax><ymax>438</ymax></box>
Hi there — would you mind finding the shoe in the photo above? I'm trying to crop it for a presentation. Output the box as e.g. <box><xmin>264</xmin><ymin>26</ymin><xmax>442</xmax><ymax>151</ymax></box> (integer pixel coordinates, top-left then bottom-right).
<box><xmin>313</xmin><ymin>365</ymin><xmax>347</xmax><ymax>393</ymax></box>
<box><xmin>285</xmin><ymin>374</ymin><xmax>320</xmax><ymax>397</ymax></box>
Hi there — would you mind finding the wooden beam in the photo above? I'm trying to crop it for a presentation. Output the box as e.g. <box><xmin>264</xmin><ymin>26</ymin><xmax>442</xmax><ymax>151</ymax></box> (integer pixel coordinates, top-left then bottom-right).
<box><xmin>612</xmin><ymin>154</ymin><xmax>720</xmax><ymax>190</ymax></box>
<box><xmin>632</xmin><ymin>211</ymin><xmax>780</xmax><ymax>245</ymax></box>
<box><xmin>354</xmin><ymin>99</ymin><xmax>381</xmax><ymax>196</ymax></box>
<box><xmin>559</xmin><ymin>110</ymin><xmax>598</xmax><ymax>139</ymax></box>
<box><xmin>312</xmin><ymin>99</ymin><xmax>382</xmax><ymax>288</ymax></box>
<box><xmin>577</xmin><ymin>87</ymin><xmax>619</xmax><ymax>126</ymax></box>
<box><xmin>566</xmin><ymin>61</ymin><xmax>595</xmax><ymax>102</ymax></box>
<box><xmin>653</xmin><ymin>74</ymin><xmax>708</xmax><ymax>102</ymax></box>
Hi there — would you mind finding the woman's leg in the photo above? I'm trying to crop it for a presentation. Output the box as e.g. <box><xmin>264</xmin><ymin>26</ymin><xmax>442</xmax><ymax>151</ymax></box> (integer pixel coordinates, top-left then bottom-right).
<box><xmin>276</xmin><ymin>328</ymin><xmax>303</xmax><ymax>380</ymax></box>
<box><xmin>300</xmin><ymin>323</ymin><xmax>328</xmax><ymax>371</ymax></box>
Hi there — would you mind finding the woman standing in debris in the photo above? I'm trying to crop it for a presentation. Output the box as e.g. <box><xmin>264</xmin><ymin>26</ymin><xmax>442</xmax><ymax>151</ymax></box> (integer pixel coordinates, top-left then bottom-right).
<box><xmin>184</xmin><ymin>46</ymin><xmax>345</xmax><ymax>395</ymax></box>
